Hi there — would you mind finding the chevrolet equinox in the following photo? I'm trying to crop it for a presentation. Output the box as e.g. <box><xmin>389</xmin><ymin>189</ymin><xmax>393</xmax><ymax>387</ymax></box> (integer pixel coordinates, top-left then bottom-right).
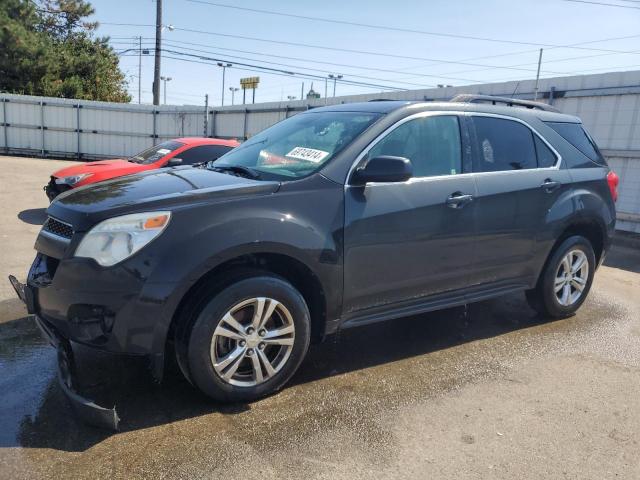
<box><xmin>10</xmin><ymin>95</ymin><xmax>619</xmax><ymax>428</ymax></box>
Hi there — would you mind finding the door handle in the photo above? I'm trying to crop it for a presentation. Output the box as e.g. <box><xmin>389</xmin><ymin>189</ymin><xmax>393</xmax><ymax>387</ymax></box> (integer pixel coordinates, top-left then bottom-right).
<box><xmin>446</xmin><ymin>192</ymin><xmax>474</xmax><ymax>209</ymax></box>
<box><xmin>540</xmin><ymin>178</ymin><xmax>561</xmax><ymax>193</ymax></box>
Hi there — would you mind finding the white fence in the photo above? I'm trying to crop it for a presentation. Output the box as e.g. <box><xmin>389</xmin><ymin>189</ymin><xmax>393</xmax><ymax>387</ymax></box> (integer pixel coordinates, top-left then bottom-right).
<box><xmin>1</xmin><ymin>70</ymin><xmax>639</xmax><ymax>232</ymax></box>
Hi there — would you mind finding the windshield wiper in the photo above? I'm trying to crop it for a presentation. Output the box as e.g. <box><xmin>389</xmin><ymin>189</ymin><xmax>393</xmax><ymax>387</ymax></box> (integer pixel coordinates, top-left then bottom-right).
<box><xmin>209</xmin><ymin>164</ymin><xmax>261</xmax><ymax>179</ymax></box>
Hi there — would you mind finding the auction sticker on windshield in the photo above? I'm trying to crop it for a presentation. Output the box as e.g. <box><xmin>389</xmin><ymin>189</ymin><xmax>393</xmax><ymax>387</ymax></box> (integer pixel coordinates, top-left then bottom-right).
<box><xmin>286</xmin><ymin>147</ymin><xmax>329</xmax><ymax>163</ymax></box>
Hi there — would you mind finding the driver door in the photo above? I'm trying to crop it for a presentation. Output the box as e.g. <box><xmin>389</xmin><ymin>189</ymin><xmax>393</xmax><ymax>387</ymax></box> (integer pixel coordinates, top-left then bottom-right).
<box><xmin>343</xmin><ymin>114</ymin><xmax>477</xmax><ymax>315</ymax></box>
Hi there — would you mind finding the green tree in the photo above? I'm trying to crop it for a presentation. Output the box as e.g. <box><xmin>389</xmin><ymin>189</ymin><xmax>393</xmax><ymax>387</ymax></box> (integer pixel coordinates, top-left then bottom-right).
<box><xmin>0</xmin><ymin>0</ymin><xmax>131</xmax><ymax>102</ymax></box>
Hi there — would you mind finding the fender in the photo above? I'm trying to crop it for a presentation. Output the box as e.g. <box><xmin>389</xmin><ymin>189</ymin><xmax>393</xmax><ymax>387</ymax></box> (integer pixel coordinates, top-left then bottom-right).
<box><xmin>143</xmin><ymin>176</ymin><xmax>345</xmax><ymax>378</ymax></box>
<box><xmin>532</xmin><ymin>181</ymin><xmax>615</xmax><ymax>282</ymax></box>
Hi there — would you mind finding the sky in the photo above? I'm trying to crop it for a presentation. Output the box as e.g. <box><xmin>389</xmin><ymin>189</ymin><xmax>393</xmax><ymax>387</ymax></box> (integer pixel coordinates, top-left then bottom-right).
<box><xmin>91</xmin><ymin>0</ymin><xmax>640</xmax><ymax>106</ymax></box>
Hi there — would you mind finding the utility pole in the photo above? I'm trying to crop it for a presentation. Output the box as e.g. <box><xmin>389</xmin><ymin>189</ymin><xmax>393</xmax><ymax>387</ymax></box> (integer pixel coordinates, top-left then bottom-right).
<box><xmin>203</xmin><ymin>94</ymin><xmax>209</xmax><ymax>137</ymax></box>
<box><xmin>153</xmin><ymin>0</ymin><xmax>162</xmax><ymax>106</ymax></box>
<box><xmin>534</xmin><ymin>48</ymin><xmax>543</xmax><ymax>101</ymax></box>
<box><xmin>301</xmin><ymin>82</ymin><xmax>304</xmax><ymax>100</ymax></box>
<box><xmin>137</xmin><ymin>35</ymin><xmax>142</xmax><ymax>104</ymax></box>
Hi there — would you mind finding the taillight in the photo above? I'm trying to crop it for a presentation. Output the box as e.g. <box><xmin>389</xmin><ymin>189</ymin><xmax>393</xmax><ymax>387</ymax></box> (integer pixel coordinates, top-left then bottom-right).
<box><xmin>607</xmin><ymin>170</ymin><xmax>619</xmax><ymax>202</ymax></box>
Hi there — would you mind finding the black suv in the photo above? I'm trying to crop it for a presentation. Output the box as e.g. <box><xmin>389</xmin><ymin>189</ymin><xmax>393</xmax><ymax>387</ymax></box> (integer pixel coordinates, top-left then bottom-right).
<box><xmin>10</xmin><ymin>95</ymin><xmax>618</xmax><ymax>428</ymax></box>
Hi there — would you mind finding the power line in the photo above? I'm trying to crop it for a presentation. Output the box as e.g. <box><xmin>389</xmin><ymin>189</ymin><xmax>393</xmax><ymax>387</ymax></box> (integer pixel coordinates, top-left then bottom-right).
<box><xmin>186</xmin><ymin>0</ymin><xmax>640</xmax><ymax>51</ymax></box>
<box><xmin>161</xmin><ymin>49</ymin><xmax>409</xmax><ymax>90</ymax></box>
<box><xmin>396</xmin><ymin>47</ymin><xmax>640</xmax><ymax>81</ymax></box>
<box><xmin>157</xmin><ymin>54</ymin><xmax>405</xmax><ymax>91</ymax></box>
<box><xmin>561</xmin><ymin>0</ymin><xmax>640</xmax><ymax>8</ymax></box>
<box><xmin>391</xmin><ymin>33</ymin><xmax>640</xmax><ymax>76</ymax></box>
<box><xmin>159</xmin><ymin>41</ymin><xmax>474</xmax><ymax>86</ymax></box>
<box><xmin>170</xmin><ymin>27</ymin><xmax>587</xmax><ymax>75</ymax></box>
<box><xmin>117</xmin><ymin>33</ymin><xmax>640</xmax><ymax>83</ymax></box>
<box><xmin>100</xmin><ymin>20</ymin><xmax>639</xmax><ymax>56</ymax></box>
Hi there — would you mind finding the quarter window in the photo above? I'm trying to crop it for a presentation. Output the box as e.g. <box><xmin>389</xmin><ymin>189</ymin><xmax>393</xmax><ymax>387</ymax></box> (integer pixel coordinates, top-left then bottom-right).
<box><xmin>472</xmin><ymin>117</ymin><xmax>537</xmax><ymax>172</ymax></box>
<box><xmin>368</xmin><ymin>115</ymin><xmax>462</xmax><ymax>177</ymax></box>
<box><xmin>534</xmin><ymin>135</ymin><xmax>557</xmax><ymax>168</ymax></box>
<box><xmin>545</xmin><ymin>121</ymin><xmax>606</xmax><ymax>166</ymax></box>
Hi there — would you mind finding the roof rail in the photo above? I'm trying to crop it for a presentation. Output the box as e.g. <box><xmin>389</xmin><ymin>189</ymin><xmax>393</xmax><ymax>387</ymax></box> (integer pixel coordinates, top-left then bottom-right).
<box><xmin>449</xmin><ymin>94</ymin><xmax>560</xmax><ymax>113</ymax></box>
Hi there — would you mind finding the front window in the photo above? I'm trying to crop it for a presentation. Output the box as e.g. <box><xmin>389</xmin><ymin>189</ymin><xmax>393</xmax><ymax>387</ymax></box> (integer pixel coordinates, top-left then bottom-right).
<box><xmin>128</xmin><ymin>140</ymin><xmax>184</xmax><ymax>164</ymax></box>
<box><xmin>213</xmin><ymin>111</ymin><xmax>381</xmax><ymax>180</ymax></box>
<box><xmin>368</xmin><ymin>115</ymin><xmax>462</xmax><ymax>177</ymax></box>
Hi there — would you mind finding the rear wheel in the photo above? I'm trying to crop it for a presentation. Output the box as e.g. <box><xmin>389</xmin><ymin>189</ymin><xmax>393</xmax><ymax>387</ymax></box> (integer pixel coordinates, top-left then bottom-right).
<box><xmin>186</xmin><ymin>275</ymin><xmax>310</xmax><ymax>402</ymax></box>
<box><xmin>526</xmin><ymin>235</ymin><xmax>595</xmax><ymax>318</ymax></box>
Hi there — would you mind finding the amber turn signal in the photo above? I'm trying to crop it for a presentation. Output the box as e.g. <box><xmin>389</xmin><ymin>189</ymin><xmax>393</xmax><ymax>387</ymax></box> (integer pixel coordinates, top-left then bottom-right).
<box><xmin>143</xmin><ymin>214</ymin><xmax>169</xmax><ymax>229</ymax></box>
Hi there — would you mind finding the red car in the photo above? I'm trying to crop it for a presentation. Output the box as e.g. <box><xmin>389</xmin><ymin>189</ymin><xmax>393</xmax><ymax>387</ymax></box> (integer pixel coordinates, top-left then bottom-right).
<box><xmin>45</xmin><ymin>137</ymin><xmax>240</xmax><ymax>201</ymax></box>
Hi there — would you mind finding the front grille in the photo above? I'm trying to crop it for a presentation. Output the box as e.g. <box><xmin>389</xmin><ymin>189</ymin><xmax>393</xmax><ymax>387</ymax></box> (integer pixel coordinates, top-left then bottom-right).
<box><xmin>43</xmin><ymin>217</ymin><xmax>74</xmax><ymax>239</ymax></box>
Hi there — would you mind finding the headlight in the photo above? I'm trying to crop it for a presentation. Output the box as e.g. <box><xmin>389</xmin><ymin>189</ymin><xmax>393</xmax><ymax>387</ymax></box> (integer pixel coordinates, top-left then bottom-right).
<box><xmin>55</xmin><ymin>173</ymin><xmax>93</xmax><ymax>185</ymax></box>
<box><xmin>75</xmin><ymin>212</ymin><xmax>171</xmax><ymax>266</ymax></box>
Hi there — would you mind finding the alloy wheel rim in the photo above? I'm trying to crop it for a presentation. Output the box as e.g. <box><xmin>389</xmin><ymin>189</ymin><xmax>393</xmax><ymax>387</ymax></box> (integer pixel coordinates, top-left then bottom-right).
<box><xmin>554</xmin><ymin>249</ymin><xmax>589</xmax><ymax>306</ymax></box>
<box><xmin>210</xmin><ymin>297</ymin><xmax>295</xmax><ymax>387</ymax></box>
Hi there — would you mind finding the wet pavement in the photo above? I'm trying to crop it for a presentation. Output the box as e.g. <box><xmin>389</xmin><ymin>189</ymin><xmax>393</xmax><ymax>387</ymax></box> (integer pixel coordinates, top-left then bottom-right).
<box><xmin>1</xmin><ymin>156</ymin><xmax>640</xmax><ymax>479</ymax></box>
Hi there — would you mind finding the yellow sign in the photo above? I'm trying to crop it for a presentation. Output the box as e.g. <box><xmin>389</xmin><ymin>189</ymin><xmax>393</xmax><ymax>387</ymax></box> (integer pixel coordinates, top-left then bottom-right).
<box><xmin>240</xmin><ymin>76</ymin><xmax>260</xmax><ymax>89</ymax></box>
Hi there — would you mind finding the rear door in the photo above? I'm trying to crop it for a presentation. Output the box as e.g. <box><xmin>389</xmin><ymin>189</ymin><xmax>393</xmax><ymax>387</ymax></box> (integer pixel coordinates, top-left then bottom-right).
<box><xmin>467</xmin><ymin>114</ymin><xmax>571</xmax><ymax>287</ymax></box>
<box><xmin>343</xmin><ymin>113</ymin><xmax>478</xmax><ymax>314</ymax></box>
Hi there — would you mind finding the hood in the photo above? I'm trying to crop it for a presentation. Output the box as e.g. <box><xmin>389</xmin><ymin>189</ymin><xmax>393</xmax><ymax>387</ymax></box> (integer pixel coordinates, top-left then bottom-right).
<box><xmin>51</xmin><ymin>159</ymin><xmax>141</xmax><ymax>178</ymax></box>
<box><xmin>47</xmin><ymin>167</ymin><xmax>280</xmax><ymax>231</ymax></box>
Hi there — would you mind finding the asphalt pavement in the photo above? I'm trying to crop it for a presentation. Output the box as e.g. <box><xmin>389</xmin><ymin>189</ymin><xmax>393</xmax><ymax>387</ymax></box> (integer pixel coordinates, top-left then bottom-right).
<box><xmin>1</xmin><ymin>156</ymin><xmax>639</xmax><ymax>479</ymax></box>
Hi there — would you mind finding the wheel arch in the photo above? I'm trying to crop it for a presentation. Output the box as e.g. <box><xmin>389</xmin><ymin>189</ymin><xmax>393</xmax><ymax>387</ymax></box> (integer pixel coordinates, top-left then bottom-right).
<box><xmin>535</xmin><ymin>217</ymin><xmax>607</xmax><ymax>288</ymax></box>
<box><xmin>166</xmin><ymin>249</ymin><xmax>329</xmax><ymax>381</ymax></box>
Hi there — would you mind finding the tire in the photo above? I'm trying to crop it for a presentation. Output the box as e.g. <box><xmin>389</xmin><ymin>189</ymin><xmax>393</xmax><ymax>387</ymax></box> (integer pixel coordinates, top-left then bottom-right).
<box><xmin>186</xmin><ymin>275</ymin><xmax>311</xmax><ymax>402</ymax></box>
<box><xmin>526</xmin><ymin>235</ymin><xmax>596</xmax><ymax>319</ymax></box>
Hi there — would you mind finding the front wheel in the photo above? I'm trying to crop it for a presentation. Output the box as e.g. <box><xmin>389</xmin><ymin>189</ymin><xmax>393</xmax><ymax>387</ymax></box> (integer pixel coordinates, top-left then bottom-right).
<box><xmin>526</xmin><ymin>235</ymin><xmax>596</xmax><ymax>319</ymax></box>
<box><xmin>186</xmin><ymin>275</ymin><xmax>310</xmax><ymax>402</ymax></box>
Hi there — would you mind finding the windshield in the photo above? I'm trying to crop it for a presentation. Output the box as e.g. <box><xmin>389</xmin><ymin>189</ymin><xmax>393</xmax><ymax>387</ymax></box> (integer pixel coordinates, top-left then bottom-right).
<box><xmin>213</xmin><ymin>111</ymin><xmax>381</xmax><ymax>179</ymax></box>
<box><xmin>129</xmin><ymin>140</ymin><xmax>184</xmax><ymax>164</ymax></box>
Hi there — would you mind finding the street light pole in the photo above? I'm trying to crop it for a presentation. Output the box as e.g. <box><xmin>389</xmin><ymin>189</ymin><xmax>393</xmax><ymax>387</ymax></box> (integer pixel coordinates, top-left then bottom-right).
<box><xmin>137</xmin><ymin>35</ymin><xmax>142</xmax><ymax>104</ymax></box>
<box><xmin>324</xmin><ymin>78</ymin><xmax>328</xmax><ymax>105</ymax></box>
<box><xmin>160</xmin><ymin>76</ymin><xmax>171</xmax><ymax>104</ymax></box>
<box><xmin>229</xmin><ymin>87</ymin><xmax>239</xmax><ymax>105</ymax></box>
<box><xmin>217</xmin><ymin>62</ymin><xmax>232</xmax><ymax>106</ymax></box>
<box><xmin>328</xmin><ymin>74</ymin><xmax>343</xmax><ymax>97</ymax></box>
<box><xmin>153</xmin><ymin>0</ymin><xmax>162</xmax><ymax>105</ymax></box>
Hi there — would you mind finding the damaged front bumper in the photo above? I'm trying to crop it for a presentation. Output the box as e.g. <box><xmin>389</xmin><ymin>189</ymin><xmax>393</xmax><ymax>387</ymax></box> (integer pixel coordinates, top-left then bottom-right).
<box><xmin>8</xmin><ymin>274</ymin><xmax>120</xmax><ymax>431</ymax></box>
<box><xmin>44</xmin><ymin>177</ymin><xmax>71</xmax><ymax>202</ymax></box>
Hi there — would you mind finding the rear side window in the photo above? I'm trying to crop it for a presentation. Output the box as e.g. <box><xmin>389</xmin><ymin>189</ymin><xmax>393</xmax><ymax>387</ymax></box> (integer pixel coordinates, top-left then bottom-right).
<box><xmin>180</xmin><ymin>145</ymin><xmax>235</xmax><ymax>165</ymax></box>
<box><xmin>471</xmin><ymin>117</ymin><xmax>537</xmax><ymax>172</ymax></box>
<box><xmin>545</xmin><ymin>122</ymin><xmax>606</xmax><ymax>166</ymax></box>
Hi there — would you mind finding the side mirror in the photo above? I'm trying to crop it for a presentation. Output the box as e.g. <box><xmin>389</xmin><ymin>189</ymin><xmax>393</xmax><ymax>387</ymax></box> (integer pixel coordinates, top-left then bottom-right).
<box><xmin>167</xmin><ymin>157</ymin><xmax>183</xmax><ymax>167</ymax></box>
<box><xmin>351</xmin><ymin>156</ymin><xmax>413</xmax><ymax>185</ymax></box>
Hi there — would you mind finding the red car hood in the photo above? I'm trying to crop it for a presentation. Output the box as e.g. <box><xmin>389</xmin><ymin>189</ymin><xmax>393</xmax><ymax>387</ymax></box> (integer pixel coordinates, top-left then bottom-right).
<box><xmin>52</xmin><ymin>159</ymin><xmax>145</xmax><ymax>178</ymax></box>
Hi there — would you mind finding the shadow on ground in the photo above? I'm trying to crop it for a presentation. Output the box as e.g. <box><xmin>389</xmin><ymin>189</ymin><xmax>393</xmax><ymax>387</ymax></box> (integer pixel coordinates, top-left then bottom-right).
<box><xmin>604</xmin><ymin>244</ymin><xmax>640</xmax><ymax>275</ymax></box>
<box><xmin>0</xmin><ymin>292</ymin><xmax>556</xmax><ymax>453</ymax></box>
<box><xmin>17</xmin><ymin>208</ymin><xmax>47</xmax><ymax>226</ymax></box>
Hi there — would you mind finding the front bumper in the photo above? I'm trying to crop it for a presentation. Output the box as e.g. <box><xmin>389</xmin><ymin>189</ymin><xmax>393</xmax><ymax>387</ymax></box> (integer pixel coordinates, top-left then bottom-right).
<box><xmin>9</xmin><ymin>274</ymin><xmax>120</xmax><ymax>430</ymax></box>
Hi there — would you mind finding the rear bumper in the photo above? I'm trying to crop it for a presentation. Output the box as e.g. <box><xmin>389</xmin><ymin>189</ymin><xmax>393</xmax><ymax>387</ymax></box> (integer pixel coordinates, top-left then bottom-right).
<box><xmin>9</xmin><ymin>274</ymin><xmax>120</xmax><ymax>430</ymax></box>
